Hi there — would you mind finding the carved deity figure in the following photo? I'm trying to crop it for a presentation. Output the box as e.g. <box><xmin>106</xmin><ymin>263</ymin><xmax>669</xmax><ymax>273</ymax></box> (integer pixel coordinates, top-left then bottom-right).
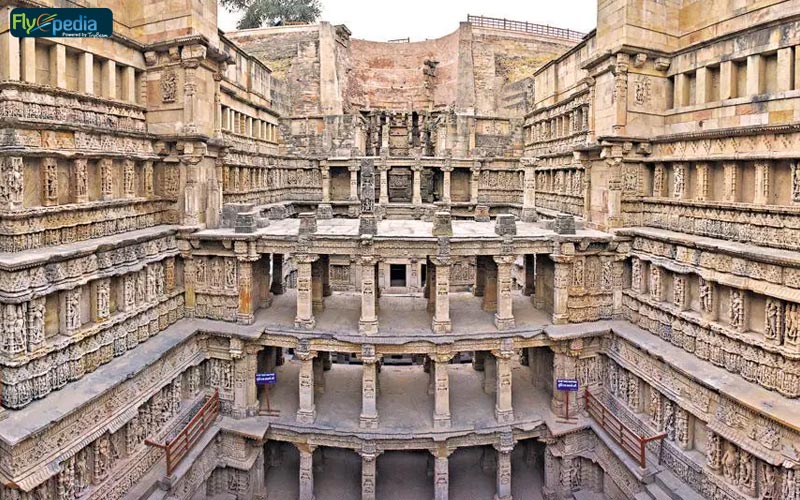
<box><xmin>631</xmin><ymin>259</ymin><xmax>642</xmax><ymax>292</ymax></box>
<box><xmin>700</xmin><ymin>278</ymin><xmax>713</xmax><ymax>314</ymax></box>
<box><xmin>675</xmin><ymin>408</ymin><xmax>689</xmax><ymax>448</ymax></box>
<box><xmin>738</xmin><ymin>451</ymin><xmax>754</xmax><ymax>491</ymax></box>
<box><xmin>730</xmin><ymin>290</ymin><xmax>745</xmax><ymax>329</ymax></box>
<box><xmin>225</xmin><ymin>259</ymin><xmax>237</xmax><ymax>289</ymax></box>
<box><xmin>74</xmin><ymin>450</ymin><xmax>88</xmax><ymax>496</ymax></box>
<box><xmin>663</xmin><ymin>400</ymin><xmax>675</xmax><ymax>440</ymax></box>
<box><xmin>210</xmin><ymin>258</ymin><xmax>222</xmax><ymax>288</ymax></box>
<box><xmin>650</xmin><ymin>265</ymin><xmax>661</xmax><ymax>301</ymax></box>
<box><xmin>722</xmin><ymin>443</ymin><xmax>738</xmax><ymax>484</ymax></box>
<box><xmin>572</xmin><ymin>259</ymin><xmax>584</xmax><ymax>287</ymax></box>
<box><xmin>2</xmin><ymin>304</ymin><xmax>26</xmax><ymax>354</ymax></box>
<box><xmin>765</xmin><ymin>298</ymin><xmax>783</xmax><ymax>342</ymax></box>
<box><xmin>707</xmin><ymin>432</ymin><xmax>722</xmax><ymax>470</ymax></box>
<box><xmin>94</xmin><ymin>435</ymin><xmax>111</xmax><ymax>481</ymax></box>
<box><xmin>673</xmin><ymin>163</ymin><xmax>685</xmax><ymax>198</ymax></box>
<box><xmin>786</xmin><ymin>304</ymin><xmax>800</xmax><ymax>346</ymax></box>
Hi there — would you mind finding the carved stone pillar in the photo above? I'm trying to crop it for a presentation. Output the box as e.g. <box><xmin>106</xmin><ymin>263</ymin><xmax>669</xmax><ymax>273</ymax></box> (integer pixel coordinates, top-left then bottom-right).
<box><xmin>237</xmin><ymin>258</ymin><xmax>256</xmax><ymax>325</ymax></box>
<box><xmin>412</xmin><ymin>164</ymin><xmax>423</xmax><ymax>205</ymax></box>
<box><xmin>378</xmin><ymin>164</ymin><xmax>389</xmax><ymax>204</ymax></box>
<box><xmin>122</xmin><ymin>159</ymin><xmax>136</xmax><ymax>198</ymax></box>
<box><xmin>97</xmin><ymin>158</ymin><xmax>113</xmax><ymax>201</ymax></box>
<box><xmin>349</xmin><ymin>163</ymin><xmax>359</xmax><ymax>201</ymax></box>
<box><xmin>320</xmin><ymin>163</ymin><xmax>330</xmax><ymax>202</ymax></box>
<box><xmin>442</xmin><ymin>165</ymin><xmax>453</xmax><ymax>203</ymax></box>
<box><xmin>296</xmin><ymin>348</ymin><xmax>317</xmax><ymax>424</ymax></box>
<box><xmin>494</xmin><ymin>255</ymin><xmax>515</xmax><ymax>330</ymax></box>
<box><xmin>523</xmin><ymin>254</ymin><xmax>535</xmax><ymax>296</ymax></box>
<box><xmin>552</xmin><ymin>259</ymin><xmax>571</xmax><ymax>324</ymax></box>
<box><xmin>183</xmin><ymin>256</ymin><xmax>196</xmax><ymax>316</ymax></box>
<box><xmin>649</xmin><ymin>264</ymin><xmax>663</xmax><ymax>302</ymax></box>
<box><xmin>432</xmin><ymin>449</ymin><xmax>450</xmax><ymax>500</ymax></box>
<box><xmin>551</xmin><ymin>349</ymin><xmax>578</xmax><ymax>417</ymax></box>
<box><xmin>41</xmin><ymin>158</ymin><xmax>58</xmax><ymax>207</ymax></box>
<box><xmin>754</xmin><ymin>161</ymin><xmax>770</xmax><ymax>205</ymax></box>
<box><xmin>542</xmin><ymin>447</ymin><xmax>559</xmax><ymax>500</ymax></box>
<box><xmin>360</xmin><ymin>345</ymin><xmax>379</xmax><ymax>428</ymax></box>
<box><xmin>432</xmin><ymin>353</ymin><xmax>452</xmax><ymax>429</ymax></box>
<box><xmin>673</xmin><ymin>274</ymin><xmax>688</xmax><ymax>311</ymax></box>
<box><xmin>0</xmin><ymin>157</ymin><xmax>23</xmax><ymax>210</ymax></box>
<box><xmin>520</xmin><ymin>158</ymin><xmax>538</xmax><ymax>222</ymax></box>
<box><xmin>359</xmin><ymin>257</ymin><xmax>379</xmax><ymax>335</ymax></box>
<box><xmin>91</xmin><ymin>278</ymin><xmax>111</xmax><ymax>323</ymax></box>
<box><xmin>494</xmin><ymin>344</ymin><xmax>514</xmax><ymax>423</ymax></box>
<box><xmin>294</xmin><ymin>254</ymin><xmax>318</xmax><ymax>329</ymax></box>
<box><xmin>483</xmin><ymin>352</ymin><xmax>497</xmax><ymax>394</ymax></box>
<box><xmin>232</xmin><ymin>344</ymin><xmax>259</xmax><ymax>418</ymax></box>
<box><xmin>482</xmin><ymin>257</ymin><xmax>498</xmax><ymax>312</ymax></box>
<box><xmin>297</xmin><ymin>444</ymin><xmax>316</xmax><ymax>500</ymax></box>
<box><xmin>723</xmin><ymin>162</ymin><xmax>738</xmax><ymax>202</ymax></box>
<box><xmin>470</xmin><ymin>161</ymin><xmax>481</xmax><ymax>204</ymax></box>
<box><xmin>360</xmin><ymin>444</ymin><xmax>379</xmax><ymax>500</ymax></box>
<box><xmin>494</xmin><ymin>435</ymin><xmax>514</xmax><ymax>500</ymax></box>
<box><xmin>672</xmin><ymin>162</ymin><xmax>686</xmax><ymax>199</ymax></box>
<box><xmin>70</xmin><ymin>159</ymin><xmax>89</xmax><ymax>204</ymax></box>
<box><xmin>271</xmin><ymin>254</ymin><xmax>285</xmax><ymax>295</ymax></box>
<box><xmin>311</xmin><ymin>257</ymin><xmax>325</xmax><ymax>314</ymax></box>
<box><xmin>431</xmin><ymin>257</ymin><xmax>452</xmax><ymax>333</ymax></box>
<box><xmin>61</xmin><ymin>288</ymin><xmax>82</xmax><ymax>335</ymax></box>
<box><xmin>792</xmin><ymin>161</ymin><xmax>800</xmax><ymax>204</ymax></box>
<box><xmin>474</xmin><ymin>255</ymin><xmax>486</xmax><ymax>297</ymax></box>
<box><xmin>695</xmin><ymin>162</ymin><xmax>709</xmax><ymax>201</ymax></box>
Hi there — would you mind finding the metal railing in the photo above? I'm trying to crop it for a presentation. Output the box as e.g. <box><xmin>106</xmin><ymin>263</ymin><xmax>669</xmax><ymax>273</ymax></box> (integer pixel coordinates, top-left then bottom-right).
<box><xmin>467</xmin><ymin>15</ymin><xmax>585</xmax><ymax>42</ymax></box>
<box><xmin>146</xmin><ymin>389</ymin><xmax>220</xmax><ymax>475</ymax></box>
<box><xmin>584</xmin><ymin>389</ymin><xmax>666</xmax><ymax>468</ymax></box>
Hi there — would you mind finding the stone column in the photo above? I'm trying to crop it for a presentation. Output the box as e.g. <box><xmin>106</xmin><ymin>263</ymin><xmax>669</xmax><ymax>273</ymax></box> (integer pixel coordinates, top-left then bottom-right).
<box><xmin>431</xmin><ymin>257</ymin><xmax>452</xmax><ymax>334</ymax></box>
<box><xmin>102</xmin><ymin>59</ymin><xmax>116</xmax><ymax>99</ymax></box>
<box><xmin>91</xmin><ymin>279</ymin><xmax>111</xmax><ymax>323</ymax></box>
<box><xmin>474</xmin><ymin>255</ymin><xmax>486</xmax><ymax>297</ymax></box>
<box><xmin>320</xmin><ymin>163</ymin><xmax>330</xmax><ymax>202</ymax></box>
<box><xmin>672</xmin><ymin>162</ymin><xmax>687</xmax><ymax>199</ymax></box>
<box><xmin>349</xmin><ymin>163</ymin><xmax>359</xmax><ymax>201</ymax></box>
<box><xmin>754</xmin><ymin>161</ymin><xmax>770</xmax><ymax>205</ymax></box>
<box><xmin>359</xmin><ymin>257</ymin><xmax>379</xmax><ymax>334</ymax></box>
<box><xmin>470</xmin><ymin>161</ymin><xmax>481</xmax><ymax>204</ymax></box>
<box><xmin>720</xmin><ymin>61</ymin><xmax>735</xmax><ymax>100</ymax></box>
<box><xmin>494</xmin><ymin>255</ymin><xmax>515</xmax><ymax>330</ymax></box>
<box><xmin>432</xmin><ymin>449</ymin><xmax>450</xmax><ymax>500</ymax></box>
<box><xmin>520</xmin><ymin>158</ymin><xmax>538</xmax><ymax>222</ymax></box>
<box><xmin>483</xmin><ymin>353</ymin><xmax>497</xmax><ymax>394</ymax></box>
<box><xmin>552</xmin><ymin>258</ymin><xmax>571</xmax><ymax>324</ymax></box>
<box><xmin>523</xmin><ymin>255</ymin><xmax>535</xmax><ymax>296</ymax></box>
<box><xmin>360</xmin><ymin>444</ymin><xmax>379</xmax><ymax>500</ymax></box>
<box><xmin>360</xmin><ymin>345</ymin><xmax>379</xmax><ymax>428</ymax></box>
<box><xmin>482</xmin><ymin>257</ymin><xmax>498</xmax><ymax>312</ymax></box>
<box><xmin>673</xmin><ymin>274</ymin><xmax>689</xmax><ymax>311</ymax></box>
<box><xmin>494</xmin><ymin>345</ymin><xmax>514</xmax><ymax>423</ymax></box>
<box><xmin>313</xmin><ymin>355</ymin><xmax>325</xmax><ymax>394</ymax></box>
<box><xmin>442</xmin><ymin>165</ymin><xmax>453</xmax><ymax>203</ymax></box>
<box><xmin>297</xmin><ymin>443</ymin><xmax>316</xmax><ymax>500</ymax></box>
<box><xmin>50</xmin><ymin>44</ymin><xmax>66</xmax><ymax>89</ymax></box>
<box><xmin>237</xmin><ymin>258</ymin><xmax>256</xmax><ymax>325</ymax></box>
<box><xmin>320</xmin><ymin>255</ymin><xmax>331</xmax><ymax>297</ymax></box>
<box><xmin>183</xmin><ymin>256</ymin><xmax>196</xmax><ymax>316</ymax></box>
<box><xmin>0</xmin><ymin>157</ymin><xmax>23</xmax><ymax>210</ymax></box>
<box><xmin>695</xmin><ymin>162</ymin><xmax>709</xmax><ymax>201</ymax></box>
<box><xmin>311</xmin><ymin>257</ymin><xmax>325</xmax><ymax>314</ymax></box>
<box><xmin>777</xmin><ymin>47</ymin><xmax>795</xmax><ymax>92</ymax></box>
<box><xmin>551</xmin><ymin>349</ymin><xmax>578</xmax><ymax>417</ymax></box>
<box><xmin>542</xmin><ymin>447</ymin><xmax>559</xmax><ymax>500</ymax></box>
<box><xmin>747</xmin><ymin>54</ymin><xmax>764</xmax><ymax>96</ymax></box>
<box><xmin>378</xmin><ymin>165</ymin><xmax>389</xmax><ymax>204</ymax></box>
<box><xmin>296</xmin><ymin>348</ymin><xmax>317</xmax><ymax>424</ymax></box>
<box><xmin>41</xmin><ymin>158</ymin><xmax>58</xmax><ymax>207</ymax></box>
<box><xmin>70</xmin><ymin>159</ymin><xmax>89</xmax><ymax>204</ymax></box>
<box><xmin>723</xmin><ymin>162</ymin><xmax>738</xmax><ymax>202</ymax></box>
<box><xmin>294</xmin><ymin>254</ymin><xmax>318</xmax><ymax>329</ymax></box>
<box><xmin>0</xmin><ymin>31</ymin><xmax>20</xmax><ymax>81</ymax></box>
<box><xmin>21</xmin><ymin>38</ymin><xmax>35</xmax><ymax>83</ymax></box>
<box><xmin>271</xmin><ymin>254</ymin><xmax>285</xmax><ymax>295</ymax></box>
<box><xmin>494</xmin><ymin>435</ymin><xmax>514</xmax><ymax>500</ymax></box>
<box><xmin>232</xmin><ymin>343</ymin><xmax>259</xmax><ymax>418</ymax></box>
<box><xmin>412</xmin><ymin>165</ymin><xmax>423</xmax><ymax>205</ymax></box>
<box><xmin>432</xmin><ymin>353</ymin><xmax>452</xmax><ymax>429</ymax></box>
<box><xmin>100</xmin><ymin>158</ymin><xmax>113</xmax><ymax>201</ymax></box>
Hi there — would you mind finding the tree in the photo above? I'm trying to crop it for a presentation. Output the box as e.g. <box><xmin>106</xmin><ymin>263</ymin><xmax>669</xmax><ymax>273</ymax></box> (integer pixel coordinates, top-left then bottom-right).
<box><xmin>221</xmin><ymin>0</ymin><xmax>322</xmax><ymax>30</ymax></box>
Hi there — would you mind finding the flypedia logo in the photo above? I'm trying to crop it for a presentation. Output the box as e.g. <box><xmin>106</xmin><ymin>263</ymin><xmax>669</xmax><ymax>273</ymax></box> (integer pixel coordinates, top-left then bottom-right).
<box><xmin>10</xmin><ymin>8</ymin><xmax>112</xmax><ymax>38</ymax></box>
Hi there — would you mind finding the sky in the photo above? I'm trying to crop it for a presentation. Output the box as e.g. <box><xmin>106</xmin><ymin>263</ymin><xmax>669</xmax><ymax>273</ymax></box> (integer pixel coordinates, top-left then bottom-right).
<box><xmin>217</xmin><ymin>0</ymin><xmax>598</xmax><ymax>41</ymax></box>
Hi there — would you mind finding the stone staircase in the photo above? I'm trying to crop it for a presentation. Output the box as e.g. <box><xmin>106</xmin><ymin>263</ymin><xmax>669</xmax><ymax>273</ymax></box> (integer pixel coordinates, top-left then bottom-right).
<box><xmin>632</xmin><ymin>470</ymin><xmax>705</xmax><ymax>500</ymax></box>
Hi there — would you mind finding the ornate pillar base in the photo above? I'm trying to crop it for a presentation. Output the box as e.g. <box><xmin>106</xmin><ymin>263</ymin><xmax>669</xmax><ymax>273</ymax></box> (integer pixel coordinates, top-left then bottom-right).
<box><xmin>317</xmin><ymin>203</ymin><xmax>333</xmax><ymax>219</ymax></box>
<box><xmin>494</xmin><ymin>314</ymin><xmax>515</xmax><ymax>331</ymax></box>
<box><xmin>296</xmin><ymin>407</ymin><xmax>317</xmax><ymax>424</ymax></box>
<box><xmin>237</xmin><ymin>313</ymin><xmax>254</xmax><ymax>325</ymax></box>
<box><xmin>359</xmin><ymin>414</ymin><xmax>379</xmax><ymax>429</ymax></box>
<box><xmin>432</xmin><ymin>318</ymin><xmax>452</xmax><ymax>334</ymax></box>
<box><xmin>520</xmin><ymin>208</ymin><xmax>538</xmax><ymax>222</ymax></box>
<box><xmin>433</xmin><ymin>413</ymin><xmax>451</xmax><ymax>429</ymax></box>
<box><xmin>294</xmin><ymin>317</ymin><xmax>316</xmax><ymax>330</ymax></box>
<box><xmin>495</xmin><ymin>407</ymin><xmax>514</xmax><ymax>424</ymax></box>
<box><xmin>359</xmin><ymin>319</ymin><xmax>379</xmax><ymax>335</ymax></box>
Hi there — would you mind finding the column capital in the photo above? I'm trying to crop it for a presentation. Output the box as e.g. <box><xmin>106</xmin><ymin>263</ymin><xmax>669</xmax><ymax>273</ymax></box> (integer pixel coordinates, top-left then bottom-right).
<box><xmin>520</xmin><ymin>157</ymin><xmax>539</xmax><ymax>168</ymax></box>
<box><xmin>411</xmin><ymin>164</ymin><xmax>425</xmax><ymax>172</ymax></box>
<box><xmin>493</xmin><ymin>255</ymin><xmax>515</xmax><ymax>266</ymax></box>
<box><xmin>441</xmin><ymin>165</ymin><xmax>454</xmax><ymax>173</ymax></box>
<box><xmin>361</xmin><ymin>344</ymin><xmax>380</xmax><ymax>364</ymax></box>
<box><xmin>295</xmin><ymin>348</ymin><xmax>318</xmax><ymax>362</ymax></box>
<box><xmin>493</xmin><ymin>432</ymin><xmax>516</xmax><ymax>453</ymax></box>
<box><xmin>377</xmin><ymin>163</ymin><xmax>391</xmax><ymax>172</ymax></box>
<box><xmin>295</xmin><ymin>442</ymin><xmax>317</xmax><ymax>454</ymax></box>
<box><xmin>295</xmin><ymin>253</ymin><xmax>320</xmax><ymax>264</ymax></box>
<box><xmin>430</xmin><ymin>256</ymin><xmax>451</xmax><ymax>268</ymax></box>
<box><xmin>348</xmin><ymin>163</ymin><xmax>359</xmax><ymax>172</ymax></box>
<box><xmin>431</xmin><ymin>352</ymin><xmax>453</xmax><ymax>364</ymax></box>
<box><xmin>430</xmin><ymin>445</ymin><xmax>453</xmax><ymax>459</ymax></box>
<box><xmin>359</xmin><ymin>442</ymin><xmax>382</xmax><ymax>461</ymax></box>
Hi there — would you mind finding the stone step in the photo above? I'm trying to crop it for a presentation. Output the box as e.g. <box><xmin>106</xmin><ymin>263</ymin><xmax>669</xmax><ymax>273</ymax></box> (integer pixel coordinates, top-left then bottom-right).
<box><xmin>654</xmin><ymin>470</ymin><xmax>705</xmax><ymax>500</ymax></box>
<box><xmin>571</xmin><ymin>489</ymin><xmax>606</xmax><ymax>500</ymax></box>
<box><xmin>645</xmin><ymin>483</ymin><xmax>672</xmax><ymax>500</ymax></box>
<box><xmin>634</xmin><ymin>493</ymin><xmax>652</xmax><ymax>500</ymax></box>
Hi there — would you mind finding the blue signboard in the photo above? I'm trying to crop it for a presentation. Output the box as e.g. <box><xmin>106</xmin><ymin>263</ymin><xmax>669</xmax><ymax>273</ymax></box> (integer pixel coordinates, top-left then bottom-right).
<box><xmin>255</xmin><ymin>373</ymin><xmax>277</xmax><ymax>385</ymax></box>
<box><xmin>556</xmin><ymin>379</ymin><xmax>579</xmax><ymax>391</ymax></box>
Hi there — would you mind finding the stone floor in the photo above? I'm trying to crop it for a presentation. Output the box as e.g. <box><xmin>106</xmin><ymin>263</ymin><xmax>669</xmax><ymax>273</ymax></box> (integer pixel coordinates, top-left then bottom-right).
<box><xmin>263</xmin><ymin>291</ymin><xmax>552</xmax><ymax>337</ymax></box>
<box><xmin>264</xmin><ymin>444</ymin><xmax>546</xmax><ymax>500</ymax></box>
<box><xmin>263</xmin><ymin>357</ymin><xmax>551</xmax><ymax>433</ymax></box>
